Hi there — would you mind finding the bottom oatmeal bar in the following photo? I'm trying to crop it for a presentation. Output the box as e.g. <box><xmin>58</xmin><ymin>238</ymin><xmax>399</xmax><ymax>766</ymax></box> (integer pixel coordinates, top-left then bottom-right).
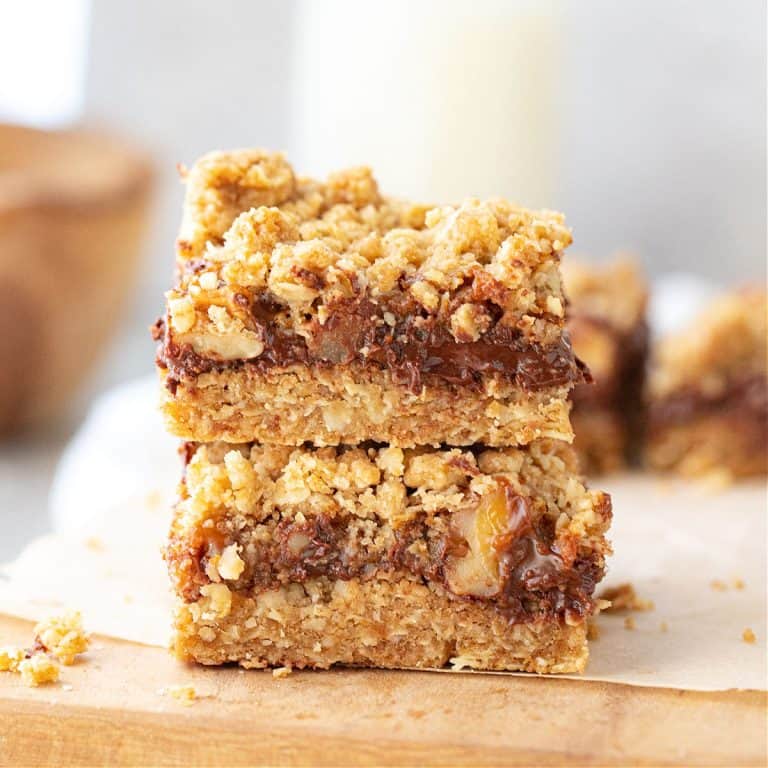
<box><xmin>166</xmin><ymin>440</ymin><xmax>611</xmax><ymax>673</ymax></box>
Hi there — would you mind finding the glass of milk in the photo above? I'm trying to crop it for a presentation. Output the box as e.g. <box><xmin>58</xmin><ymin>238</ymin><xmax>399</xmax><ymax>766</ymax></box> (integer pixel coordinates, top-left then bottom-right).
<box><xmin>292</xmin><ymin>0</ymin><xmax>560</xmax><ymax>206</ymax></box>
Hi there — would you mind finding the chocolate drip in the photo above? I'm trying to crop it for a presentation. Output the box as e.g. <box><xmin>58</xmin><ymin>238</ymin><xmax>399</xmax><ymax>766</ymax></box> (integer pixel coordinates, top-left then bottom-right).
<box><xmin>491</xmin><ymin>484</ymin><xmax>602</xmax><ymax>622</ymax></box>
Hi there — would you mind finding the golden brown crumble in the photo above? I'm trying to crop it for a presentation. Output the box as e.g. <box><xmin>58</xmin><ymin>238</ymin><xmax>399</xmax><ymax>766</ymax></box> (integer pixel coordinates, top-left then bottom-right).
<box><xmin>742</xmin><ymin>628</ymin><xmax>756</xmax><ymax>644</ymax></box>
<box><xmin>272</xmin><ymin>666</ymin><xmax>293</xmax><ymax>679</ymax></box>
<box><xmin>84</xmin><ymin>536</ymin><xmax>105</xmax><ymax>552</ymax></box>
<box><xmin>174</xmin><ymin>440</ymin><xmax>606</xmax><ymax>533</ymax></box>
<box><xmin>0</xmin><ymin>646</ymin><xmax>24</xmax><ymax>672</ymax></box>
<box><xmin>18</xmin><ymin>654</ymin><xmax>60</xmax><ymax>687</ymax></box>
<box><xmin>160</xmin><ymin>684</ymin><xmax>197</xmax><ymax>705</ymax></box>
<box><xmin>1</xmin><ymin>611</ymin><xmax>90</xmax><ymax>688</ymax></box>
<box><xmin>34</xmin><ymin>610</ymin><xmax>90</xmax><ymax>665</ymax></box>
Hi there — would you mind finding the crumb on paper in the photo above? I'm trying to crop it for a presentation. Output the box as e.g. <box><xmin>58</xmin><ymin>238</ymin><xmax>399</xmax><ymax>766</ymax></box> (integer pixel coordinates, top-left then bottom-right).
<box><xmin>742</xmin><ymin>628</ymin><xmax>756</xmax><ymax>644</ymax></box>
<box><xmin>160</xmin><ymin>684</ymin><xmax>197</xmax><ymax>705</ymax></box>
<box><xmin>599</xmin><ymin>583</ymin><xmax>654</xmax><ymax>613</ymax></box>
<box><xmin>697</xmin><ymin>468</ymin><xmax>734</xmax><ymax>492</ymax></box>
<box><xmin>34</xmin><ymin>611</ymin><xmax>90</xmax><ymax>665</ymax></box>
<box><xmin>654</xmin><ymin>479</ymin><xmax>673</xmax><ymax>495</ymax></box>
<box><xmin>710</xmin><ymin>580</ymin><xmax>728</xmax><ymax>592</ymax></box>
<box><xmin>2</xmin><ymin>611</ymin><xmax>90</xmax><ymax>688</ymax></box>
<box><xmin>449</xmin><ymin>656</ymin><xmax>479</xmax><ymax>671</ymax></box>
<box><xmin>18</xmin><ymin>654</ymin><xmax>60</xmax><ymax>687</ymax></box>
<box><xmin>732</xmin><ymin>578</ymin><xmax>745</xmax><ymax>590</ymax></box>
<box><xmin>84</xmin><ymin>536</ymin><xmax>105</xmax><ymax>552</ymax></box>
<box><xmin>624</xmin><ymin>617</ymin><xmax>636</xmax><ymax>631</ymax></box>
<box><xmin>660</xmin><ymin>621</ymin><xmax>669</xmax><ymax>633</ymax></box>
<box><xmin>145</xmin><ymin>489</ymin><xmax>163</xmax><ymax>509</ymax></box>
<box><xmin>272</xmin><ymin>666</ymin><xmax>293</xmax><ymax>679</ymax></box>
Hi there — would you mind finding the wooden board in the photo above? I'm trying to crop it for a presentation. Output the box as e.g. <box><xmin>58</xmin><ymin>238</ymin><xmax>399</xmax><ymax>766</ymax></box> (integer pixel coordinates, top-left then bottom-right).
<box><xmin>0</xmin><ymin>614</ymin><xmax>765</xmax><ymax>767</ymax></box>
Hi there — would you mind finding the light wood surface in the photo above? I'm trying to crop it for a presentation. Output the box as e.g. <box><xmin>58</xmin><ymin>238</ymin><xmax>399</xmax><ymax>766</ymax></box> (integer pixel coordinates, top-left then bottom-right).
<box><xmin>0</xmin><ymin>614</ymin><xmax>764</xmax><ymax>767</ymax></box>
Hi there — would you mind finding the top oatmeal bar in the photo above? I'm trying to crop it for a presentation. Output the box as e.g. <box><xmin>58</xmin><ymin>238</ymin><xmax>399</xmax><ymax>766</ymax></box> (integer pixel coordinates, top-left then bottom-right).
<box><xmin>156</xmin><ymin>149</ymin><xmax>586</xmax><ymax>447</ymax></box>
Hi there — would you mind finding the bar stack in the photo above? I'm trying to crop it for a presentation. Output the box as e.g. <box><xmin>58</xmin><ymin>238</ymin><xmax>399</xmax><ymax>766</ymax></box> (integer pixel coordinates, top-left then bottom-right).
<box><xmin>155</xmin><ymin>150</ymin><xmax>612</xmax><ymax>674</ymax></box>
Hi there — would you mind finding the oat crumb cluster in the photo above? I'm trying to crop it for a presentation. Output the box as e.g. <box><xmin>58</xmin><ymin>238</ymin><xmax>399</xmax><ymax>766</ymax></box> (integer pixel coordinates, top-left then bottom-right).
<box><xmin>154</xmin><ymin>147</ymin><xmax>616</xmax><ymax>673</ymax></box>
<box><xmin>0</xmin><ymin>611</ymin><xmax>89</xmax><ymax>687</ymax></box>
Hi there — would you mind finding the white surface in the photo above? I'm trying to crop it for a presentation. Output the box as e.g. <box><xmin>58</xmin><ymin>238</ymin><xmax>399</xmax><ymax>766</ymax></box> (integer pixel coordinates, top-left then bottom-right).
<box><xmin>49</xmin><ymin>375</ymin><xmax>178</xmax><ymax>533</ymax></box>
<box><xmin>1</xmin><ymin>378</ymin><xmax>766</xmax><ymax>690</ymax></box>
<box><xmin>648</xmin><ymin>273</ymin><xmax>719</xmax><ymax>339</ymax></box>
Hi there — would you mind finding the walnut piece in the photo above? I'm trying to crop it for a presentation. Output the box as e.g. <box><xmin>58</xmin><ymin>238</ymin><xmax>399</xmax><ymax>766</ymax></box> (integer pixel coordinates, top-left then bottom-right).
<box><xmin>445</xmin><ymin>484</ymin><xmax>512</xmax><ymax>598</ymax></box>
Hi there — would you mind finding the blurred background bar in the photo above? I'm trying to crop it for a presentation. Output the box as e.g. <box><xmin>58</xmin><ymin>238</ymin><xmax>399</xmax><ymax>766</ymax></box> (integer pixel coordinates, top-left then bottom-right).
<box><xmin>0</xmin><ymin>0</ymin><xmax>765</xmax><ymax>559</ymax></box>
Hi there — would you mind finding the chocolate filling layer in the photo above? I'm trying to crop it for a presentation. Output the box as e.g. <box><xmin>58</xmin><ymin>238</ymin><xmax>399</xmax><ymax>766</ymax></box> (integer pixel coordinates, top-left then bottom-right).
<box><xmin>155</xmin><ymin>287</ymin><xmax>588</xmax><ymax>394</ymax></box>
<box><xmin>166</xmin><ymin>490</ymin><xmax>607</xmax><ymax>625</ymax></box>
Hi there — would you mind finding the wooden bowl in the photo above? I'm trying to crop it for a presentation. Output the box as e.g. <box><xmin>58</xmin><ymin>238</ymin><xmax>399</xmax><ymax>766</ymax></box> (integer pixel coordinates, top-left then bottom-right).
<box><xmin>0</xmin><ymin>124</ymin><xmax>153</xmax><ymax>433</ymax></box>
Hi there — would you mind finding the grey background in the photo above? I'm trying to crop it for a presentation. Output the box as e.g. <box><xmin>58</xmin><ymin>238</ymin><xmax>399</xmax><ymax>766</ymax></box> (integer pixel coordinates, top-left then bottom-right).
<box><xmin>0</xmin><ymin>0</ymin><xmax>765</xmax><ymax>561</ymax></box>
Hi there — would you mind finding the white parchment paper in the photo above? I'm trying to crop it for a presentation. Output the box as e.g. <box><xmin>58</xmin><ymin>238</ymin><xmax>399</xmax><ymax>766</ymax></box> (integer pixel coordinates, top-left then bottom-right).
<box><xmin>1</xmin><ymin>377</ymin><xmax>765</xmax><ymax>691</ymax></box>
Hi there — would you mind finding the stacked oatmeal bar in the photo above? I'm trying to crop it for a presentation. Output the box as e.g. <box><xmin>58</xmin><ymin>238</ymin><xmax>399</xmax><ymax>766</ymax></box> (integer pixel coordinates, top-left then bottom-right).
<box><xmin>155</xmin><ymin>149</ymin><xmax>612</xmax><ymax>673</ymax></box>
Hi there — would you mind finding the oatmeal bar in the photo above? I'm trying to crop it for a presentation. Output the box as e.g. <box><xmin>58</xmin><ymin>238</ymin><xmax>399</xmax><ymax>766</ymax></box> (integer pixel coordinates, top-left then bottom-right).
<box><xmin>646</xmin><ymin>288</ymin><xmax>767</xmax><ymax>478</ymax></box>
<box><xmin>155</xmin><ymin>149</ymin><xmax>586</xmax><ymax>447</ymax></box>
<box><xmin>166</xmin><ymin>440</ymin><xmax>611</xmax><ymax>673</ymax></box>
<box><xmin>562</xmin><ymin>259</ymin><xmax>649</xmax><ymax>473</ymax></box>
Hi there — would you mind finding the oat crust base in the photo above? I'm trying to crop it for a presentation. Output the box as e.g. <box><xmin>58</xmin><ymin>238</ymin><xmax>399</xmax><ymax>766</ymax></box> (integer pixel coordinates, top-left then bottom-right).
<box><xmin>161</xmin><ymin>364</ymin><xmax>573</xmax><ymax>447</ymax></box>
<box><xmin>172</xmin><ymin>577</ymin><xmax>589</xmax><ymax>674</ymax></box>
